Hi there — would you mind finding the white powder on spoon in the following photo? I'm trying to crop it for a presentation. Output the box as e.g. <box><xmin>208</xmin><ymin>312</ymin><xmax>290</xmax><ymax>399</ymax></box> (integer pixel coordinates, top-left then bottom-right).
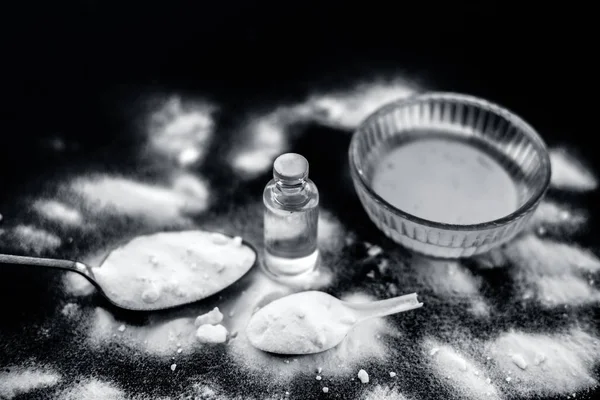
<box><xmin>246</xmin><ymin>291</ymin><xmax>358</xmax><ymax>354</ymax></box>
<box><xmin>93</xmin><ymin>230</ymin><xmax>256</xmax><ymax>310</ymax></box>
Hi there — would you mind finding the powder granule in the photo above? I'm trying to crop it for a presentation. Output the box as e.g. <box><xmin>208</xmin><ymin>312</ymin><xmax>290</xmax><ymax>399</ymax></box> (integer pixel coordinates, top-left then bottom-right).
<box><xmin>195</xmin><ymin>307</ymin><xmax>224</xmax><ymax>326</ymax></box>
<box><xmin>0</xmin><ymin>368</ymin><xmax>61</xmax><ymax>400</ymax></box>
<box><xmin>358</xmin><ymin>369</ymin><xmax>369</xmax><ymax>383</ymax></box>
<box><xmin>196</xmin><ymin>324</ymin><xmax>228</xmax><ymax>343</ymax></box>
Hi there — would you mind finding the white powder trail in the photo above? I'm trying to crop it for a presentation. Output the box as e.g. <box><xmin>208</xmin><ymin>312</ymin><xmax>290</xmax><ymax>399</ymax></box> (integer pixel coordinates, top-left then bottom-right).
<box><xmin>363</xmin><ymin>385</ymin><xmax>410</xmax><ymax>400</ymax></box>
<box><xmin>424</xmin><ymin>339</ymin><xmax>501</xmax><ymax>400</ymax></box>
<box><xmin>505</xmin><ymin>234</ymin><xmax>600</xmax><ymax>306</ymax></box>
<box><xmin>33</xmin><ymin>199</ymin><xmax>84</xmax><ymax>227</ymax></box>
<box><xmin>230</xmin><ymin>110</ymin><xmax>293</xmax><ymax>178</ymax></box>
<box><xmin>4</xmin><ymin>225</ymin><xmax>62</xmax><ymax>255</ymax></box>
<box><xmin>528</xmin><ymin>200</ymin><xmax>588</xmax><ymax>235</ymax></box>
<box><xmin>485</xmin><ymin>328</ymin><xmax>600</xmax><ymax>397</ymax></box>
<box><xmin>0</xmin><ymin>367</ymin><xmax>61</xmax><ymax>400</ymax></box>
<box><xmin>59</xmin><ymin>378</ymin><xmax>127</xmax><ymax>400</ymax></box>
<box><xmin>146</xmin><ymin>96</ymin><xmax>216</xmax><ymax>167</ymax></box>
<box><xmin>86</xmin><ymin>308</ymin><xmax>198</xmax><ymax>357</ymax></box>
<box><xmin>70</xmin><ymin>175</ymin><xmax>209</xmax><ymax>224</ymax></box>
<box><xmin>550</xmin><ymin>148</ymin><xmax>597</xmax><ymax>191</ymax></box>
<box><xmin>318</xmin><ymin>210</ymin><xmax>346</xmax><ymax>254</ymax></box>
<box><xmin>414</xmin><ymin>258</ymin><xmax>490</xmax><ymax>316</ymax></box>
<box><xmin>300</xmin><ymin>78</ymin><xmax>419</xmax><ymax>130</ymax></box>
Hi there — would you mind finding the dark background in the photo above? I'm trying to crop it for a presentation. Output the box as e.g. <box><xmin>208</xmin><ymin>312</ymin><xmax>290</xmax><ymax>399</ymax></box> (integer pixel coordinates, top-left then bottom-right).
<box><xmin>0</xmin><ymin>2</ymin><xmax>598</xmax><ymax>399</ymax></box>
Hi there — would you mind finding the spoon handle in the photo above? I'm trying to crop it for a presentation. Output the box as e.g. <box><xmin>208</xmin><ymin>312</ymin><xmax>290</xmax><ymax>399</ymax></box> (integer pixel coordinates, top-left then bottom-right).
<box><xmin>345</xmin><ymin>292</ymin><xmax>423</xmax><ymax>321</ymax></box>
<box><xmin>0</xmin><ymin>253</ymin><xmax>95</xmax><ymax>283</ymax></box>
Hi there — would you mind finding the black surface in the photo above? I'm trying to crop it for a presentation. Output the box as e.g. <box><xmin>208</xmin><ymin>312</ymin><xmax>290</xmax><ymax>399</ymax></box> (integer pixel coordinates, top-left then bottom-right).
<box><xmin>1</xmin><ymin>1</ymin><xmax>599</xmax><ymax>399</ymax></box>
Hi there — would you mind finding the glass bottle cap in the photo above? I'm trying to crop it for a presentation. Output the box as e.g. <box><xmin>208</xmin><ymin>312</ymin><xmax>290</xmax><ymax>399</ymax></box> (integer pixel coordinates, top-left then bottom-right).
<box><xmin>273</xmin><ymin>153</ymin><xmax>309</xmax><ymax>182</ymax></box>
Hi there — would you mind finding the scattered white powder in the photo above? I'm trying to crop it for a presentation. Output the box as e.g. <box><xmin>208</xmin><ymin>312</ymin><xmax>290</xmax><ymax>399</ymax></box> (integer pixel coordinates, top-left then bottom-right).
<box><xmin>358</xmin><ymin>369</ymin><xmax>369</xmax><ymax>383</ymax></box>
<box><xmin>195</xmin><ymin>307</ymin><xmax>224</xmax><ymax>326</ymax></box>
<box><xmin>87</xmin><ymin>308</ymin><xmax>198</xmax><ymax>356</ymax></box>
<box><xmin>415</xmin><ymin>258</ymin><xmax>489</xmax><ymax>316</ymax></box>
<box><xmin>363</xmin><ymin>385</ymin><xmax>410</xmax><ymax>400</ymax></box>
<box><xmin>550</xmin><ymin>148</ymin><xmax>597</xmax><ymax>191</ymax></box>
<box><xmin>528</xmin><ymin>200</ymin><xmax>588</xmax><ymax>235</ymax></box>
<box><xmin>33</xmin><ymin>199</ymin><xmax>83</xmax><ymax>226</ymax></box>
<box><xmin>505</xmin><ymin>234</ymin><xmax>600</xmax><ymax>306</ymax></box>
<box><xmin>196</xmin><ymin>324</ymin><xmax>228</xmax><ymax>343</ymax></box>
<box><xmin>247</xmin><ymin>291</ymin><xmax>359</xmax><ymax>354</ymax></box>
<box><xmin>424</xmin><ymin>339</ymin><xmax>500</xmax><ymax>400</ymax></box>
<box><xmin>71</xmin><ymin>175</ymin><xmax>209</xmax><ymax>225</ymax></box>
<box><xmin>302</xmin><ymin>78</ymin><xmax>419</xmax><ymax>130</ymax></box>
<box><xmin>0</xmin><ymin>367</ymin><xmax>61</xmax><ymax>399</ymax></box>
<box><xmin>93</xmin><ymin>230</ymin><xmax>256</xmax><ymax>310</ymax></box>
<box><xmin>230</xmin><ymin>111</ymin><xmax>291</xmax><ymax>177</ymax></box>
<box><xmin>171</xmin><ymin>173</ymin><xmax>210</xmax><ymax>206</ymax></box>
<box><xmin>4</xmin><ymin>225</ymin><xmax>62</xmax><ymax>255</ymax></box>
<box><xmin>59</xmin><ymin>378</ymin><xmax>127</xmax><ymax>400</ymax></box>
<box><xmin>146</xmin><ymin>96</ymin><xmax>215</xmax><ymax>167</ymax></box>
<box><xmin>315</xmin><ymin>210</ymin><xmax>345</xmax><ymax>254</ymax></box>
<box><xmin>486</xmin><ymin>328</ymin><xmax>600</xmax><ymax>397</ymax></box>
<box><xmin>63</xmin><ymin>273</ymin><xmax>95</xmax><ymax>297</ymax></box>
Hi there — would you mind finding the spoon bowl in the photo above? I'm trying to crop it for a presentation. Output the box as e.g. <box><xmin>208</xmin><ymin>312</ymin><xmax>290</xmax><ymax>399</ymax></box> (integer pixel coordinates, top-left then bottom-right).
<box><xmin>246</xmin><ymin>290</ymin><xmax>423</xmax><ymax>355</ymax></box>
<box><xmin>0</xmin><ymin>231</ymin><xmax>258</xmax><ymax>311</ymax></box>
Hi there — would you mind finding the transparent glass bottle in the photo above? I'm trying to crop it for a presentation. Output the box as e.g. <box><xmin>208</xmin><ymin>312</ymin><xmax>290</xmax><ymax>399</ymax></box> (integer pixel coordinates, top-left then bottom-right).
<box><xmin>263</xmin><ymin>153</ymin><xmax>319</xmax><ymax>277</ymax></box>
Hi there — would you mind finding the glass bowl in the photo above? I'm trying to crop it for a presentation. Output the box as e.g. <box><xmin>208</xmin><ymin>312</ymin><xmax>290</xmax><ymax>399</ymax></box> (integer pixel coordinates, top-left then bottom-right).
<box><xmin>348</xmin><ymin>92</ymin><xmax>551</xmax><ymax>258</ymax></box>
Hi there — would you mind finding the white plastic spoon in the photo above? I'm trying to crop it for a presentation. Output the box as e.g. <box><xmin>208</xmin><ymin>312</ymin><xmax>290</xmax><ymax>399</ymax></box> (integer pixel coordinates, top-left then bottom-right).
<box><xmin>246</xmin><ymin>290</ymin><xmax>423</xmax><ymax>354</ymax></box>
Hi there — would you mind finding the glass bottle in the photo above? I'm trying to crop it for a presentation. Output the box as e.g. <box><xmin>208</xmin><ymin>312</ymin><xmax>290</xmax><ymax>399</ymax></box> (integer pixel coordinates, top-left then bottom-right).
<box><xmin>263</xmin><ymin>153</ymin><xmax>319</xmax><ymax>277</ymax></box>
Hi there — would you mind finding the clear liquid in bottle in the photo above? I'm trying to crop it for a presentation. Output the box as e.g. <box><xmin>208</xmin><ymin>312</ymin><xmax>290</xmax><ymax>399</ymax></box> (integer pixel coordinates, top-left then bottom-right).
<box><xmin>263</xmin><ymin>153</ymin><xmax>319</xmax><ymax>277</ymax></box>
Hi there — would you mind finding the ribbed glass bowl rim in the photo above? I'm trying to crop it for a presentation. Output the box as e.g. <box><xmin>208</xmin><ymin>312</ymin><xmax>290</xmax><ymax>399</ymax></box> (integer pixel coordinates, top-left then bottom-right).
<box><xmin>348</xmin><ymin>92</ymin><xmax>552</xmax><ymax>231</ymax></box>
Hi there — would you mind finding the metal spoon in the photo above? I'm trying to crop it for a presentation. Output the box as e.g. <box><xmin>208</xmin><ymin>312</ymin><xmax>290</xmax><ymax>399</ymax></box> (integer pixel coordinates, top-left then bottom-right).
<box><xmin>246</xmin><ymin>290</ymin><xmax>423</xmax><ymax>354</ymax></box>
<box><xmin>0</xmin><ymin>233</ymin><xmax>257</xmax><ymax>312</ymax></box>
